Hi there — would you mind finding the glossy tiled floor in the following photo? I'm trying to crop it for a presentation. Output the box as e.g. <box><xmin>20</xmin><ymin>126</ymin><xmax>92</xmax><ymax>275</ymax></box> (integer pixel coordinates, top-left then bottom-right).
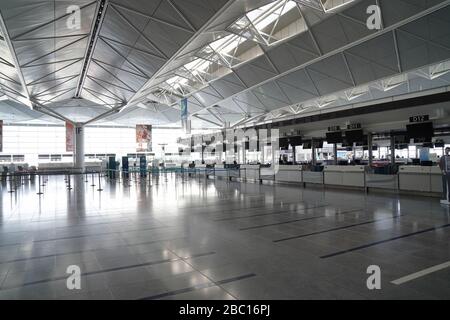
<box><xmin>0</xmin><ymin>173</ymin><xmax>449</xmax><ymax>300</ymax></box>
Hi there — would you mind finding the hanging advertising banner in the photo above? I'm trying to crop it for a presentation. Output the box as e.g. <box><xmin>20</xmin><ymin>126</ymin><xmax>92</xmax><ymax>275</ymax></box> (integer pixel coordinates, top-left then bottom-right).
<box><xmin>136</xmin><ymin>125</ymin><xmax>152</xmax><ymax>152</ymax></box>
<box><xmin>181</xmin><ymin>98</ymin><xmax>188</xmax><ymax>121</ymax></box>
<box><xmin>66</xmin><ymin>121</ymin><xmax>75</xmax><ymax>152</ymax></box>
<box><xmin>0</xmin><ymin>120</ymin><xmax>3</xmax><ymax>152</ymax></box>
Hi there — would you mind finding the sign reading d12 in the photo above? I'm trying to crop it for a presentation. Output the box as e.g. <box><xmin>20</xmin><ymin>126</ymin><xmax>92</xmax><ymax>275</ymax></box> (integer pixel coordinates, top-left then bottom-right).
<box><xmin>409</xmin><ymin>115</ymin><xmax>429</xmax><ymax>123</ymax></box>
<box><xmin>347</xmin><ymin>123</ymin><xmax>361</xmax><ymax>130</ymax></box>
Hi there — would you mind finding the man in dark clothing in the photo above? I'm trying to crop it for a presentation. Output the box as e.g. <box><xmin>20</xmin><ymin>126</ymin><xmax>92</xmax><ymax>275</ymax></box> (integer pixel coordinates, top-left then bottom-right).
<box><xmin>439</xmin><ymin>147</ymin><xmax>450</xmax><ymax>201</ymax></box>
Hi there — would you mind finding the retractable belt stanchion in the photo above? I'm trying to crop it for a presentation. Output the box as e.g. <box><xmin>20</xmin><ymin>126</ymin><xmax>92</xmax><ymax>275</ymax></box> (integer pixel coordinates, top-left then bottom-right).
<box><xmin>97</xmin><ymin>171</ymin><xmax>103</xmax><ymax>192</ymax></box>
<box><xmin>67</xmin><ymin>172</ymin><xmax>72</xmax><ymax>190</ymax></box>
<box><xmin>8</xmin><ymin>174</ymin><xmax>15</xmax><ymax>193</ymax></box>
<box><xmin>37</xmin><ymin>174</ymin><xmax>43</xmax><ymax>195</ymax></box>
<box><xmin>91</xmin><ymin>172</ymin><xmax>96</xmax><ymax>187</ymax></box>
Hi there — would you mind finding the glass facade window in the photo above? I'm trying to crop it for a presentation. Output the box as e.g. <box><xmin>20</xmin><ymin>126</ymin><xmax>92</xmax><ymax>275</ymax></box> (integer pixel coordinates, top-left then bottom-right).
<box><xmin>0</xmin><ymin>125</ymin><xmax>211</xmax><ymax>166</ymax></box>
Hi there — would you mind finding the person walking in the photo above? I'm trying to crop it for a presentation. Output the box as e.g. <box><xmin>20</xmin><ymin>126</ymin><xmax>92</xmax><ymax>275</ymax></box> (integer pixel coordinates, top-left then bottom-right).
<box><xmin>439</xmin><ymin>147</ymin><xmax>450</xmax><ymax>202</ymax></box>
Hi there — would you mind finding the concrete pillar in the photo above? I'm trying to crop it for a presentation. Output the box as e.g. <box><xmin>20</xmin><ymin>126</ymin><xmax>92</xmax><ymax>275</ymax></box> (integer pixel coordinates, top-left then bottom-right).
<box><xmin>333</xmin><ymin>143</ymin><xmax>338</xmax><ymax>165</ymax></box>
<box><xmin>311</xmin><ymin>140</ymin><xmax>316</xmax><ymax>166</ymax></box>
<box><xmin>293</xmin><ymin>146</ymin><xmax>296</xmax><ymax>164</ymax></box>
<box><xmin>368</xmin><ymin>133</ymin><xmax>373</xmax><ymax>167</ymax></box>
<box><xmin>390</xmin><ymin>135</ymin><xmax>396</xmax><ymax>165</ymax></box>
<box><xmin>74</xmin><ymin>124</ymin><xmax>85</xmax><ymax>172</ymax></box>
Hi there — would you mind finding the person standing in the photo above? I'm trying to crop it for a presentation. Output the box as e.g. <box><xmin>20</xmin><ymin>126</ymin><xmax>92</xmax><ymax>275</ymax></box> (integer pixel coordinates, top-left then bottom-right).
<box><xmin>439</xmin><ymin>147</ymin><xmax>450</xmax><ymax>201</ymax></box>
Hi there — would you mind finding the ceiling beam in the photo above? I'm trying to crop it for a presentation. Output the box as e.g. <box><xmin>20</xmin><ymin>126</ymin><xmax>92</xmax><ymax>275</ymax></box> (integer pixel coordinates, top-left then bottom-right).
<box><xmin>83</xmin><ymin>108</ymin><xmax>119</xmax><ymax>126</ymax></box>
<box><xmin>207</xmin><ymin>108</ymin><xmax>226</xmax><ymax>124</ymax></box>
<box><xmin>165</xmin><ymin>0</ymin><xmax>450</xmax><ymax>122</ymax></box>
<box><xmin>75</xmin><ymin>0</ymin><xmax>110</xmax><ymax>97</ymax></box>
<box><xmin>0</xmin><ymin>11</ymin><xmax>32</xmax><ymax>109</ymax></box>
<box><xmin>120</xmin><ymin>0</ymin><xmax>236</xmax><ymax>113</ymax></box>
<box><xmin>32</xmin><ymin>100</ymin><xmax>75</xmax><ymax>125</ymax></box>
<box><xmin>193</xmin><ymin>114</ymin><xmax>223</xmax><ymax>127</ymax></box>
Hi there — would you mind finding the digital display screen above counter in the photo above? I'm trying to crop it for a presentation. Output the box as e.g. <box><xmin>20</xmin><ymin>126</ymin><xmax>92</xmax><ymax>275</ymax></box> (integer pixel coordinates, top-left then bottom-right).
<box><xmin>345</xmin><ymin>129</ymin><xmax>364</xmax><ymax>143</ymax></box>
<box><xmin>406</xmin><ymin>122</ymin><xmax>433</xmax><ymax>140</ymax></box>
<box><xmin>326</xmin><ymin>131</ymin><xmax>343</xmax><ymax>144</ymax></box>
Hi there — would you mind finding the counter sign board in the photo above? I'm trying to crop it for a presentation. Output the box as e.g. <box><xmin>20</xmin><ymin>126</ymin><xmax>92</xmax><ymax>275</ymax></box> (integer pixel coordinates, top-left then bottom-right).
<box><xmin>347</xmin><ymin>123</ymin><xmax>361</xmax><ymax>130</ymax></box>
<box><xmin>409</xmin><ymin>115</ymin><xmax>429</xmax><ymax>123</ymax></box>
<box><xmin>328</xmin><ymin>125</ymin><xmax>341</xmax><ymax>132</ymax></box>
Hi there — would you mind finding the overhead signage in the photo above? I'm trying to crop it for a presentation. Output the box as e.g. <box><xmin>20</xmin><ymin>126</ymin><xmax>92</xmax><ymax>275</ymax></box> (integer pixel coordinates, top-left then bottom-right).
<box><xmin>181</xmin><ymin>98</ymin><xmax>188</xmax><ymax>121</ymax></box>
<box><xmin>409</xmin><ymin>115</ymin><xmax>429</xmax><ymax>123</ymax></box>
<box><xmin>346</xmin><ymin>123</ymin><xmax>361</xmax><ymax>130</ymax></box>
<box><xmin>328</xmin><ymin>125</ymin><xmax>341</xmax><ymax>132</ymax></box>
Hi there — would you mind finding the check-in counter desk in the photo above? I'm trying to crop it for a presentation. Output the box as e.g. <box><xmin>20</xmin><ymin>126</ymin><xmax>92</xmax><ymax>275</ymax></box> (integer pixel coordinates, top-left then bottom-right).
<box><xmin>324</xmin><ymin>165</ymin><xmax>365</xmax><ymax>188</ymax></box>
<box><xmin>196</xmin><ymin>164</ymin><xmax>208</xmax><ymax>176</ymax></box>
<box><xmin>302</xmin><ymin>171</ymin><xmax>324</xmax><ymax>185</ymax></box>
<box><xmin>365</xmin><ymin>173</ymin><xmax>398</xmax><ymax>190</ymax></box>
<box><xmin>275</xmin><ymin>165</ymin><xmax>302</xmax><ymax>183</ymax></box>
<box><xmin>260</xmin><ymin>167</ymin><xmax>275</xmax><ymax>181</ymax></box>
<box><xmin>38</xmin><ymin>161</ymin><xmax>102</xmax><ymax>172</ymax></box>
<box><xmin>214</xmin><ymin>164</ymin><xmax>240</xmax><ymax>179</ymax></box>
<box><xmin>240</xmin><ymin>165</ymin><xmax>260</xmax><ymax>181</ymax></box>
<box><xmin>399</xmin><ymin>166</ymin><xmax>443</xmax><ymax>193</ymax></box>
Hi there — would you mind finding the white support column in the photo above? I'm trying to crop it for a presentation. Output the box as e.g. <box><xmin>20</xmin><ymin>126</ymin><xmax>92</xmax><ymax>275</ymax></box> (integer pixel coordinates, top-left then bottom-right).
<box><xmin>74</xmin><ymin>124</ymin><xmax>85</xmax><ymax>172</ymax></box>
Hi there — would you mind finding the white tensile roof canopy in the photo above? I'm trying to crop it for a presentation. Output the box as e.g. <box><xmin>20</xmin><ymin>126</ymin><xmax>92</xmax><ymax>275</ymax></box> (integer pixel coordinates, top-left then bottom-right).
<box><xmin>0</xmin><ymin>0</ymin><xmax>450</xmax><ymax>128</ymax></box>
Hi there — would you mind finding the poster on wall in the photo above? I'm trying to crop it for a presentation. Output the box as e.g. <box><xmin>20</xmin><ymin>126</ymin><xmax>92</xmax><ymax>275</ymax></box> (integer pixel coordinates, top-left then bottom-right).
<box><xmin>0</xmin><ymin>120</ymin><xmax>3</xmax><ymax>152</ymax></box>
<box><xmin>136</xmin><ymin>125</ymin><xmax>152</xmax><ymax>152</ymax></box>
<box><xmin>66</xmin><ymin>121</ymin><xmax>75</xmax><ymax>152</ymax></box>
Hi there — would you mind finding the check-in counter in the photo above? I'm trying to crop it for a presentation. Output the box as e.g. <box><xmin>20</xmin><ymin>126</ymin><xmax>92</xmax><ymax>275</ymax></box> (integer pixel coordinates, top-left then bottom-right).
<box><xmin>399</xmin><ymin>166</ymin><xmax>443</xmax><ymax>193</ymax></box>
<box><xmin>260</xmin><ymin>167</ymin><xmax>275</xmax><ymax>181</ymax></box>
<box><xmin>240</xmin><ymin>165</ymin><xmax>260</xmax><ymax>181</ymax></box>
<box><xmin>302</xmin><ymin>171</ymin><xmax>324</xmax><ymax>185</ymax></box>
<box><xmin>39</xmin><ymin>162</ymin><xmax>73</xmax><ymax>171</ymax></box>
<box><xmin>324</xmin><ymin>165</ymin><xmax>365</xmax><ymax>188</ymax></box>
<box><xmin>430</xmin><ymin>166</ymin><xmax>443</xmax><ymax>193</ymax></box>
<box><xmin>366</xmin><ymin>173</ymin><xmax>398</xmax><ymax>190</ymax></box>
<box><xmin>38</xmin><ymin>161</ymin><xmax>103</xmax><ymax>172</ymax></box>
<box><xmin>214</xmin><ymin>164</ymin><xmax>240</xmax><ymax>179</ymax></box>
<box><xmin>196</xmin><ymin>164</ymin><xmax>208</xmax><ymax>176</ymax></box>
<box><xmin>275</xmin><ymin>165</ymin><xmax>302</xmax><ymax>183</ymax></box>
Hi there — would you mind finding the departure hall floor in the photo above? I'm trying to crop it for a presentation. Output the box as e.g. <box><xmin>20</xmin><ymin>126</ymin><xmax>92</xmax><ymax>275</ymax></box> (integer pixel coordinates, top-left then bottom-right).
<box><xmin>0</xmin><ymin>174</ymin><xmax>449</xmax><ymax>300</ymax></box>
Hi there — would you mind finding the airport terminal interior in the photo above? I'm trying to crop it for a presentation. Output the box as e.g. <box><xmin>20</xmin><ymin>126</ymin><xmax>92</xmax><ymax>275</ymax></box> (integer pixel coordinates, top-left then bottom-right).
<box><xmin>0</xmin><ymin>0</ymin><xmax>450</xmax><ymax>300</ymax></box>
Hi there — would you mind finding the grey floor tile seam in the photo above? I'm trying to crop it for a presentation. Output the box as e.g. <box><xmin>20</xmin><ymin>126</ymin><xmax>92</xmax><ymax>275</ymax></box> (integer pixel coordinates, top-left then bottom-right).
<box><xmin>0</xmin><ymin>218</ymin><xmax>143</xmax><ymax>236</ymax></box>
<box><xmin>0</xmin><ymin>236</ymin><xmax>188</xmax><ymax>264</ymax></box>
<box><xmin>163</xmin><ymin>248</ymin><xmax>242</xmax><ymax>300</ymax></box>
<box><xmin>0</xmin><ymin>217</ymin><xmax>133</xmax><ymax>230</ymax></box>
<box><xmin>30</xmin><ymin>224</ymin><xmax>173</xmax><ymax>243</ymax></box>
<box><xmin>164</xmin><ymin>197</ymin><xmax>308</xmax><ymax>218</ymax></box>
<box><xmin>239</xmin><ymin>208</ymin><xmax>365</xmax><ymax>230</ymax></box>
<box><xmin>0</xmin><ymin>250</ymin><xmax>90</xmax><ymax>265</ymax></box>
<box><xmin>320</xmin><ymin>223</ymin><xmax>450</xmax><ymax>259</ymax></box>
<box><xmin>273</xmin><ymin>214</ymin><xmax>405</xmax><ymax>243</ymax></box>
<box><xmin>0</xmin><ymin>251</ymin><xmax>217</xmax><ymax>290</ymax></box>
<box><xmin>132</xmin><ymin>193</ymin><xmax>268</xmax><ymax>213</ymax></box>
<box><xmin>214</xmin><ymin>204</ymin><xmax>330</xmax><ymax>221</ymax></box>
<box><xmin>0</xmin><ymin>210</ymin><xmax>129</xmax><ymax>225</ymax></box>
<box><xmin>0</xmin><ymin>224</ymin><xmax>180</xmax><ymax>249</ymax></box>
<box><xmin>139</xmin><ymin>273</ymin><xmax>257</xmax><ymax>300</ymax></box>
